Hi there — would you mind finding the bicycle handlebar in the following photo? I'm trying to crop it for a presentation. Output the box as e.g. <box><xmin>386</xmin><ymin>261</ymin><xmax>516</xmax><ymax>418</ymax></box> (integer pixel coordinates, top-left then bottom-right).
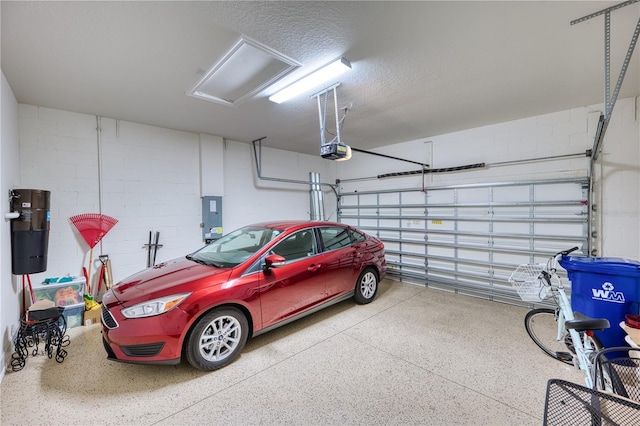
<box><xmin>545</xmin><ymin>247</ymin><xmax>580</xmax><ymax>276</ymax></box>
<box><xmin>558</xmin><ymin>246</ymin><xmax>579</xmax><ymax>257</ymax></box>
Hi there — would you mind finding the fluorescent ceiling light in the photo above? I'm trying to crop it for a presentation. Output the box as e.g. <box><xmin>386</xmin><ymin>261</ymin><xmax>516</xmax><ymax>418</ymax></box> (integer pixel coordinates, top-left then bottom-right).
<box><xmin>269</xmin><ymin>57</ymin><xmax>351</xmax><ymax>104</ymax></box>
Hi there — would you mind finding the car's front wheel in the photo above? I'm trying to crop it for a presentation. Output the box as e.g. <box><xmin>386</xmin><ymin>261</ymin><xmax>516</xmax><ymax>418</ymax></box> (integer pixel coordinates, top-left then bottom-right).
<box><xmin>185</xmin><ymin>307</ymin><xmax>248</xmax><ymax>371</ymax></box>
<box><xmin>354</xmin><ymin>268</ymin><xmax>378</xmax><ymax>304</ymax></box>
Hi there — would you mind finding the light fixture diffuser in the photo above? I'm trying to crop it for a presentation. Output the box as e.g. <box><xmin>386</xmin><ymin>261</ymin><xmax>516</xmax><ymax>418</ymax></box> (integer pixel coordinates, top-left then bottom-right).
<box><xmin>269</xmin><ymin>57</ymin><xmax>351</xmax><ymax>104</ymax></box>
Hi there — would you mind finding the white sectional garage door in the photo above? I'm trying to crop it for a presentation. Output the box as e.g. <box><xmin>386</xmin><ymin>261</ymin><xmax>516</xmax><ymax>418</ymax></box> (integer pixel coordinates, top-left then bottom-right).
<box><xmin>338</xmin><ymin>177</ymin><xmax>590</xmax><ymax>306</ymax></box>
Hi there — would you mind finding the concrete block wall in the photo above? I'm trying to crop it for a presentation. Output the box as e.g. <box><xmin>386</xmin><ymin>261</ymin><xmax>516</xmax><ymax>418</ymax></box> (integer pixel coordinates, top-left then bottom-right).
<box><xmin>17</xmin><ymin>109</ymin><xmax>200</xmax><ymax>286</ymax></box>
<box><xmin>15</xmin><ymin>106</ymin><xmax>338</xmax><ymax>288</ymax></box>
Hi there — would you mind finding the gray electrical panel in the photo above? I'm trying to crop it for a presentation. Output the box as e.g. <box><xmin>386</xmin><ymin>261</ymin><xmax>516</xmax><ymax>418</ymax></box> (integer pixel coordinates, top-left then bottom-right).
<box><xmin>202</xmin><ymin>196</ymin><xmax>222</xmax><ymax>243</ymax></box>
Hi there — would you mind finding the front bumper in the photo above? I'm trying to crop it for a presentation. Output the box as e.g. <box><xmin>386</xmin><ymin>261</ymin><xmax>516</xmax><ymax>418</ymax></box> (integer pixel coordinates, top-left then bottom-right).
<box><xmin>101</xmin><ymin>302</ymin><xmax>186</xmax><ymax>365</ymax></box>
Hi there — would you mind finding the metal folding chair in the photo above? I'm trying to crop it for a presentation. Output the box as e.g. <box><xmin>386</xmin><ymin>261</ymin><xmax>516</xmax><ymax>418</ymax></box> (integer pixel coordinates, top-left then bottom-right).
<box><xmin>591</xmin><ymin>347</ymin><xmax>640</xmax><ymax>403</ymax></box>
<box><xmin>544</xmin><ymin>379</ymin><xmax>640</xmax><ymax>426</ymax></box>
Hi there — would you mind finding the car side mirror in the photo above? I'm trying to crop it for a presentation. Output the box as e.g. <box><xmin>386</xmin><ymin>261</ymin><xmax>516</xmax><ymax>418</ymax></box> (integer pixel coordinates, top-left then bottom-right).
<box><xmin>264</xmin><ymin>254</ymin><xmax>286</xmax><ymax>270</ymax></box>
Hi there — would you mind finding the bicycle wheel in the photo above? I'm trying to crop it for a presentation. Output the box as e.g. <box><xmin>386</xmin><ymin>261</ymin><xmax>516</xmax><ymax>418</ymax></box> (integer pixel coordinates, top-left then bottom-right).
<box><xmin>524</xmin><ymin>308</ymin><xmax>573</xmax><ymax>365</ymax></box>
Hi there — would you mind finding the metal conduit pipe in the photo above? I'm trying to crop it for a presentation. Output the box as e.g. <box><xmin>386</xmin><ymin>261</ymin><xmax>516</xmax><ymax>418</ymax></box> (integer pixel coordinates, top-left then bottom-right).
<box><xmin>96</xmin><ymin>116</ymin><xmax>104</xmax><ymax>215</ymax></box>
<box><xmin>309</xmin><ymin>172</ymin><xmax>325</xmax><ymax>221</ymax></box>
<box><xmin>251</xmin><ymin>137</ymin><xmax>339</xmax><ymax>199</ymax></box>
<box><xmin>96</xmin><ymin>116</ymin><xmax>105</xmax><ymax>255</ymax></box>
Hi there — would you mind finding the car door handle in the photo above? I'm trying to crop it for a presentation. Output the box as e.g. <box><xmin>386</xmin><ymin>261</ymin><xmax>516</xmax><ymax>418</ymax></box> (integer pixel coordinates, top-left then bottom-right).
<box><xmin>307</xmin><ymin>264</ymin><xmax>322</xmax><ymax>272</ymax></box>
<box><xmin>351</xmin><ymin>250</ymin><xmax>362</xmax><ymax>258</ymax></box>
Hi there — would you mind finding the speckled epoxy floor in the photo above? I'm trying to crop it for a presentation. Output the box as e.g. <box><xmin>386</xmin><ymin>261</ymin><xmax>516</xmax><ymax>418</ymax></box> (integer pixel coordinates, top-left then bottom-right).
<box><xmin>1</xmin><ymin>279</ymin><xmax>583</xmax><ymax>425</ymax></box>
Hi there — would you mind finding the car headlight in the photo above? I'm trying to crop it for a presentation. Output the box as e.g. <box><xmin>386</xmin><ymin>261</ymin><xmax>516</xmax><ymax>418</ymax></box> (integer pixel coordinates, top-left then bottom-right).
<box><xmin>121</xmin><ymin>293</ymin><xmax>191</xmax><ymax>318</ymax></box>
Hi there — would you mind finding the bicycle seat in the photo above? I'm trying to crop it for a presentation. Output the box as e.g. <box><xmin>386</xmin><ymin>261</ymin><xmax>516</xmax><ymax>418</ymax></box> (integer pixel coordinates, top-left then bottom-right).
<box><xmin>565</xmin><ymin>311</ymin><xmax>610</xmax><ymax>332</ymax></box>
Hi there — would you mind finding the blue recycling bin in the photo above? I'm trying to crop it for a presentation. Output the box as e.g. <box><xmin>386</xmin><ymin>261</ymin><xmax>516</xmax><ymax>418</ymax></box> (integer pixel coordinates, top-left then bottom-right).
<box><xmin>559</xmin><ymin>256</ymin><xmax>640</xmax><ymax>349</ymax></box>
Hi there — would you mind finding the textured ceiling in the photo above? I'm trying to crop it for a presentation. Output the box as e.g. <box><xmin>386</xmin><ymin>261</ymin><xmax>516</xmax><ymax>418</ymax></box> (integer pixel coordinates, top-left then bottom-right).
<box><xmin>2</xmin><ymin>1</ymin><xmax>639</xmax><ymax>156</ymax></box>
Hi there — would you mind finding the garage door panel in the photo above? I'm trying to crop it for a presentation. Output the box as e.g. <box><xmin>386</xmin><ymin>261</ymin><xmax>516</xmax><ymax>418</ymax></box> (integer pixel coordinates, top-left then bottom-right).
<box><xmin>339</xmin><ymin>178</ymin><xmax>589</xmax><ymax>304</ymax></box>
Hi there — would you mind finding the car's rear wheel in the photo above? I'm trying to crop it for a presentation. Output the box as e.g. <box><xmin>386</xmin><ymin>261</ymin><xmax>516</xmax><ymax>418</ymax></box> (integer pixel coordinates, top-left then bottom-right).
<box><xmin>354</xmin><ymin>268</ymin><xmax>378</xmax><ymax>304</ymax></box>
<box><xmin>185</xmin><ymin>307</ymin><xmax>248</xmax><ymax>371</ymax></box>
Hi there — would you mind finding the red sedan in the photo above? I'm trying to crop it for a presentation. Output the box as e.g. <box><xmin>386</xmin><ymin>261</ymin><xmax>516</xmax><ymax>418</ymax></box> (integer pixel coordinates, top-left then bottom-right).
<box><xmin>101</xmin><ymin>221</ymin><xmax>386</xmax><ymax>370</ymax></box>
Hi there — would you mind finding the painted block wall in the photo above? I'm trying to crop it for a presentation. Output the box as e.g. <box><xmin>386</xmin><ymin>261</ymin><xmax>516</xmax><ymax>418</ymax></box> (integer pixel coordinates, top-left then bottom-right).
<box><xmin>337</xmin><ymin>97</ymin><xmax>640</xmax><ymax>259</ymax></box>
<box><xmin>200</xmin><ymin>133</ymin><xmax>224</xmax><ymax>197</ymax></box>
<box><xmin>17</xmin><ymin>109</ymin><xmax>200</xmax><ymax>285</ymax></box>
<box><xmin>15</xmin><ymin>106</ymin><xmax>338</xmax><ymax>287</ymax></box>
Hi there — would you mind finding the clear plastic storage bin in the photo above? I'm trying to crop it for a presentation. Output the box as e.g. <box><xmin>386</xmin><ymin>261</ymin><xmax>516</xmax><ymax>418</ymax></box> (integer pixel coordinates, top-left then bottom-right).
<box><xmin>62</xmin><ymin>302</ymin><xmax>85</xmax><ymax>328</ymax></box>
<box><xmin>32</xmin><ymin>276</ymin><xmax>85</xmax><ymax>307</ymax></box>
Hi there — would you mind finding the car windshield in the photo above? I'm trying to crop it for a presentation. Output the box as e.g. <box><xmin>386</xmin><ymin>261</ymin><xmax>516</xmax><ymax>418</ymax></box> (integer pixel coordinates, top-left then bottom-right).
<box><xmin>187</xmin><ymin>226</ymin><xmax>282</xmax><ymax>268</ymax></box>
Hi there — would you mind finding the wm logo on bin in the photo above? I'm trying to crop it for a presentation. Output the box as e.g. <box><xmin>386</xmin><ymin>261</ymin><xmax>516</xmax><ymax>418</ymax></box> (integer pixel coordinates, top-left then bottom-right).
<box><xmin>591</xmin><ymin>282</ymin><xmax>625</xmax><ymax>304</ymax></box>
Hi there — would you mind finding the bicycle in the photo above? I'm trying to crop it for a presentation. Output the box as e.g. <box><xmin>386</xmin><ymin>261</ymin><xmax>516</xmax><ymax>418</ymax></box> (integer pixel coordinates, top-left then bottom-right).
<box><xmin>509</xmin><ymin>247</ymin><xmax>611</xmax><ymax>389</ymax></box>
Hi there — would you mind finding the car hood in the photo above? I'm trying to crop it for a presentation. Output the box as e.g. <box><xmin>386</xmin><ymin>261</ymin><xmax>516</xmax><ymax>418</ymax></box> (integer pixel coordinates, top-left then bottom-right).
<box><xmin>110</xmin><ymin>257</ymin><xmax>232</xmax><ymax>304</ymax></box>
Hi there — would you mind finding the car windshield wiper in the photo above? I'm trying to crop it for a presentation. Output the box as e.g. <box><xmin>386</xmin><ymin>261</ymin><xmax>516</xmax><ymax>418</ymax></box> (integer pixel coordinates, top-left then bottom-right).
<box><xmin>185</xmin><ymin>254</ymin><xmax>224</xmax><ymax>268</ymax></box>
